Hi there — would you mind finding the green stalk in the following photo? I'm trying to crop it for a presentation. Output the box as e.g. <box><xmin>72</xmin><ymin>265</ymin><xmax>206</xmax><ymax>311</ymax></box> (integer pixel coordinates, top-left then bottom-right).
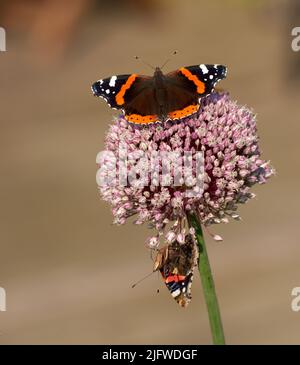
<box><xmin>187</xmin><ymin>212</ymin><xmax>225</xmax><ymax>345</ymax></box>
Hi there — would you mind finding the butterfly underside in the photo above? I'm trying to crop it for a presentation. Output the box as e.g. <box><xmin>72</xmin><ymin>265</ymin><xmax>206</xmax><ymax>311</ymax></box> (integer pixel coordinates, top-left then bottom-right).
<box><xmin>153</xmin><ymin>235</ymin><xmax>199</xmax><ymax>307</ymax></box>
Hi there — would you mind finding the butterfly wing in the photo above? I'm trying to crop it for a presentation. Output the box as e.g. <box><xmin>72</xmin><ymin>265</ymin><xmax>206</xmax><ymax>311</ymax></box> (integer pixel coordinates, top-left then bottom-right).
<box><xmin>121</xmin><ymin>77</ymin><xmax>160</xmax><ymax>124</ymax></box>
<box><xmin>164</xmin><ymin>64</ymin><xmax>227</xmax><ymax>120</ymax></box>
<box><xmin>154</xmin><ymin>236</ymin><xmax>199</xmax><ymax>307</ymax></box>
<box><xmin>92</xmin><ymin>74</ymin><xmax>134</xmax><ymax>109</ymax></box>
<box><xmin>92</xmin><ymin>74</ymin><xmax>159</xmax><ymax>124</ymax></box>
<box><xmin>163</xmin><ymin>77</ymin><xmax>200</xmax><ymax>120</ymax></box>
<box><xmin>175</xmin><ymin>64</ymin><xmax>227</xmax><ymax>96</ymax></box>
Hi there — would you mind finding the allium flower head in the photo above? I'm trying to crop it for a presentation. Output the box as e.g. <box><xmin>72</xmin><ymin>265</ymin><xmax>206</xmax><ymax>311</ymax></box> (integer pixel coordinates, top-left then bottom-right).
<box><xmin>97</xmin><ymin>93</ymin><xmax>274</xmax><ymax>247</ymax></box>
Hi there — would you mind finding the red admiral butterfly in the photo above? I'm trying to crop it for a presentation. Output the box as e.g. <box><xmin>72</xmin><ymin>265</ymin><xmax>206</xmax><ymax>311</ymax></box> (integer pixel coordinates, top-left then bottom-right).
<box><xmin>153</xmin><ymin>235</ymin><xmax>199</xmax><ymax>307</ymax></box>
<box><xmin>92</xmin><ymin>64</ymin><xmax>227</xmax><ymax>124</ymax></box>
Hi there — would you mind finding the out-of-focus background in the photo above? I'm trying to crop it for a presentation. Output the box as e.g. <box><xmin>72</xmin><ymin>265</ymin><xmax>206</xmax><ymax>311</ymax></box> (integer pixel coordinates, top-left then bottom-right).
<box><xmin>0</xmin><ymin>0</ymin><xmax>299</xmax><ymax>344</ymax></box>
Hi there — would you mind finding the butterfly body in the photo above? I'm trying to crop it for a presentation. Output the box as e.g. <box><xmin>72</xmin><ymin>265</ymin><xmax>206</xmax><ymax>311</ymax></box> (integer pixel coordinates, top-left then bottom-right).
<box><xmin>92</xmin><ymin>64</ymin><xmax>227</xmax><ymax>124</ymax></box>
<box><xmin>154</xmin><ymin>235</ymin><xmax>199</xmax><ymax>307</ymax></box>
<box><xmin>152</xmin><ymin>67</ymin><xmax>169</xmax><ymax>119</ymax></box>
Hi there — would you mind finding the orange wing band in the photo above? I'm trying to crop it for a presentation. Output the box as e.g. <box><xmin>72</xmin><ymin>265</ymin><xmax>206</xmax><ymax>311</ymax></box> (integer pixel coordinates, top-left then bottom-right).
<box><xmin>168</xmin><ymin>104</ymin><xmax>199</xmax><ymax>120</ymax></box>
<box><xmin>115</xmin><ymin>74</ymin><xmax>138</xmax><ymax>106</ymax></box>
<box><xmin>165</xmin><ymin>275</ymin><xmax>186</xmax><ymax>284</ymax></box>
<box><xmin>126</xmin><ymin>114</ymin><xmax>158</xmax><ymax>124</ymax></box>
<box><xmin>179</xmin><ymin>67</ymin><xmax>205</xmax><ymax>94</ymax></box>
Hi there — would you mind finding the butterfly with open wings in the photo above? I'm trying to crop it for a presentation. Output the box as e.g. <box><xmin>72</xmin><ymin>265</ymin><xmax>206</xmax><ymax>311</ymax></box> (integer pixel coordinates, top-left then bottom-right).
<box><xmin>92</xmin><ymin>64</ymin><xmax>227</xmax><ymax>124</ymax></box>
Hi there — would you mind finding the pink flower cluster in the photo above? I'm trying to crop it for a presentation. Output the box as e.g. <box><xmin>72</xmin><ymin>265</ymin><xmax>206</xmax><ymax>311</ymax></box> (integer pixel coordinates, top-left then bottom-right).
<box><xmin>97</xmin><ymin>93</ymin><xmax>274</xmax><ymax>248</ymax></box>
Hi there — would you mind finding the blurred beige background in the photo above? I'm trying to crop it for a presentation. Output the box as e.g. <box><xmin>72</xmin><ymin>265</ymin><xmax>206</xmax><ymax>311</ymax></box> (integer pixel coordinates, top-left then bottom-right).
<box><xmin>0</xmin><ymin>0</ymin><xmax>300</xmax><ymax>344</ymax></box>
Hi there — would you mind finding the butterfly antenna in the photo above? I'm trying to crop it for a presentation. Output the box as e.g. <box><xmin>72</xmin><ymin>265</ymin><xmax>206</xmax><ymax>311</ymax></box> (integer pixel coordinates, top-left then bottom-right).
<box><xmin>160</xmin><ymin>50</ymin><xmax>178</xmax><ymax>70</ymax></box>
<box><xmin>134</xmin><ymin>56</ymin><xmax>155</xmax><ymax>70</ymax></box>
<box><xmin>131</xmin><ymin>271</ymin><xmax>156</xmax><ymax>288</ymax></box>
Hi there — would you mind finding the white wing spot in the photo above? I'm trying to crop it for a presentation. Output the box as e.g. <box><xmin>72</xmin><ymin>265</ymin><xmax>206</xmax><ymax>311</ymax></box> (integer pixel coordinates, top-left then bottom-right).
<box><xmin>109</xmin><ymin>75</ymin><xmax>117</xmax><ymax>87</ymax></box>
<box><xmin>105</xmin><ymin>89</ymin><xmax>110</xmax><ymax>94</ymax></box>
<box><xmin>171</xmin><ymin>289</ymin><xmax>181</xmax><ymax>298</ymax></box>
<box><xmin>199</xmin><ymin>64</ymin><xmax>209</xmax><ymax>74</ymax></box>
<box><xmin>209</xmin><ymin>75</ymin><xmax>214</xmax><ymax>79</ymax></box>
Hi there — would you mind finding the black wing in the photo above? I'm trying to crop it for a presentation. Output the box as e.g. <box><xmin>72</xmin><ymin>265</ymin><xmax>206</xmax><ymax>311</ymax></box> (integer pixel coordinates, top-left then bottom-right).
<box><xmin>92</xmin><ymin>74</ymin><xmax>135</xmax><ymax>109</ymax></box>
<box><xmin>92</xmin><ymin>74</ymin><xmax>159</xmax><ymax>116</ymax></box>
<box><xmin>166</xmin><ymin>64</ymin><xmax>227</xmax><ymax>97</ymax></box>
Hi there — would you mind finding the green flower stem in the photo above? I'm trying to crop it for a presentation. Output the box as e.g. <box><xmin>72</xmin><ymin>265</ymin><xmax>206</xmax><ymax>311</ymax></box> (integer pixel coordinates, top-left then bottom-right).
<box><xmin>187</xmin><ymin>212</ymin><xmax>225</xmax><ymax>345</ymax></box>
